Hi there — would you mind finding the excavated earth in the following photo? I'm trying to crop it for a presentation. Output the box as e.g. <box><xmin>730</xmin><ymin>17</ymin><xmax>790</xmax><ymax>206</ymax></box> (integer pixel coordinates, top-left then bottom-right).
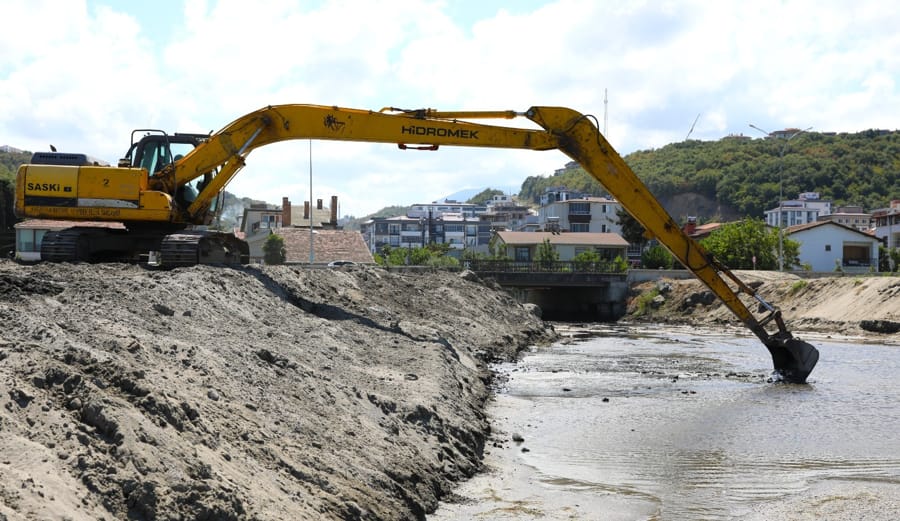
<box><xmin>0</xmin><ymin>260</ymin><xmax>554</xmax><ymax>521</ymax></box>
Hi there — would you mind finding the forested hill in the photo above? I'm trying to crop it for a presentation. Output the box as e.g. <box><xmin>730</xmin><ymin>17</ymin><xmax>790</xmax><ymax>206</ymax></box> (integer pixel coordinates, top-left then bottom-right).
<box><xmin>0</xmin><ymin>148</ymin><xmax>32</xmax><ymax>231</ymax></box>
<box><xmin>520</xmin><ymin>129</ymin><xmax>900</xmax><ymax>220</ymax></box>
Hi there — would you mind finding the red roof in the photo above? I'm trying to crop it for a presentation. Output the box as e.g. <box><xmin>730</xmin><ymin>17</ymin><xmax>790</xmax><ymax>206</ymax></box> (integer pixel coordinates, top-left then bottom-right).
<box><xmin>276</xmin><ymin>228</ymin><xmax>375</xmax><ymax>264</ymax></box>
<box><xmin>14</xmin><ymin>219</ymin><xmax>126</xmax><ymax>230</ymax></box>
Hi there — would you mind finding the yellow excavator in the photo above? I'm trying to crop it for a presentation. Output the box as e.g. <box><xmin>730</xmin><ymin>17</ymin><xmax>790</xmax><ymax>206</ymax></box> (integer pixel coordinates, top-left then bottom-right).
<box><xmin>14</xmin><ymin>104</ymin><xmax>819</xmax><ymax>382</ymax></box>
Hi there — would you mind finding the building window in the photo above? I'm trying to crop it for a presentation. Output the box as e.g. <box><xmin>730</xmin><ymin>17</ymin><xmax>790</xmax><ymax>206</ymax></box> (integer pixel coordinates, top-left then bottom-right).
<box><xmin>825</xmin><ymin>244</ymin><xmax>831</xmax><ymax>252</ymax></box>
<box><xmin>571</xmin><ymin>223</ymin><xmax>589</xmax><ymax>232</ymax></box>
<box><xmin>515</xmin><ymin>247</ymin><xmax>530</xmax><ymax>262</ymax></box>
<box><xmin>388</xmin><ymin>224</ymin><xmax>400</xmax><ymax>235</ymax></box>
<box><xmin>569</xmin><ymin>202</ymin><xmax>590</xmax><ymax>215</ymax></box>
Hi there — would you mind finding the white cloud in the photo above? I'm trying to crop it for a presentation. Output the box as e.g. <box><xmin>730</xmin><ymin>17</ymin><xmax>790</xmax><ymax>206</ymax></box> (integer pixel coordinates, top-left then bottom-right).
<box><xmin>3</xmin><ymin>0</ymin><xmax>900</xmax><ymax>216</ymax></box>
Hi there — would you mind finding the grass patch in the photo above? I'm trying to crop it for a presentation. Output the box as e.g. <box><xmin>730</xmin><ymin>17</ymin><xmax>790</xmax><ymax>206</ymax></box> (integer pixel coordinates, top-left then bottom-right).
<box><xmin>633</xmin><ymin>288</ymin><xmax>660</xmax><ymax>316</ymax></box>
<box><xmin>789</xmin><ymin>280</ymin><xmax>808</xmax><ymax>295</ymax></box>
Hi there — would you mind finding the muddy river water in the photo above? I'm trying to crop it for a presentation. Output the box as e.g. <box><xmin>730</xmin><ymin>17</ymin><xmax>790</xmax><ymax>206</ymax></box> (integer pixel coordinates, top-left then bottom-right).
<box><xmin>430</xmin><ymin>324</ymin><xmax>900</xmax><ymax>520</ymax></box>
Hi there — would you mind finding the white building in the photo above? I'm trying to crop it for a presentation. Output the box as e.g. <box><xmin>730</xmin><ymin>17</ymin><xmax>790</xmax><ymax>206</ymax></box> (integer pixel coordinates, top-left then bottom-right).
<box><xmin>765</xmin><ymin>192</ymin><xmax>832</xmax><ymax>228</ymax></box>
<box><xmin>785</xmin><ymin>221</ymin><xmax>880</xmax><ymax>273</ymax></box>
<box><xmin>818</xmin><ymin>205</ymin><xmax>872</xmax><ymax>232</ymax></box>
<box><xmin>407</xmin><ymin>201</ymin><xmax>478</xmax><ymax>219</ymax></box>
<box><xmin>873</xmin><ymin>200</ymin><xmax>900</xmax><ymax>249</ymax></box>
<box><xmin>539</xmin><ymin>196</ymin><xmax>622</xmax><ymax>234</ymax></box>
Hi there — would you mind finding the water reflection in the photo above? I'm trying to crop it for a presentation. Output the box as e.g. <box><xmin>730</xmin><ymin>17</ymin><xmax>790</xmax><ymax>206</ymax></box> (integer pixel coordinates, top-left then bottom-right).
<box><xmin>430</xmin><ymin>325</ymin><xmax>900</xmax><ymax>521</ymax></box>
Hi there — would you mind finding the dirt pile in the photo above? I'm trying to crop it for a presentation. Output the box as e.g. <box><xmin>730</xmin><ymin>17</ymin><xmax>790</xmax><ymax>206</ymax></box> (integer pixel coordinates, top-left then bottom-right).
<box><xmin>0</xmin><ymin>261</ymin><xmax>554</xmax><ymax>520</ymax></box>
<box><xmin>626</xmin><ymin>270</ymin><xmax>900</xmax><ymax>342</ymax></box>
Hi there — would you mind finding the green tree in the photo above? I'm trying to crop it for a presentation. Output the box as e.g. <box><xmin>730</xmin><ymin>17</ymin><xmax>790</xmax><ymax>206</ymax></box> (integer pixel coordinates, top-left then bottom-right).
<box><xmin>377</xmin><ymin>244</ymin><xmax>459</xmax><ymax>266</ymax></box>
<box><xmin>466</xmin><ymin>188</ymin><xmax>504</xmax><ymax>205</ymax></box>
<box><xmin>571</xmin><ymin>250</ymin><xmax>601</xmax><ymax>270</ymax></box>
<box><xmin>263</xmin><ymin>233</ymin><xmax>286</xmax><ymax>265</ymax></box>
<box><xmin>880</xmin><ymin>246</ymin><xmax>900</xmax><ymax>272</ymax></box>
<box><xmin>0</xmin><ymin>149</ymin><xmax>32</xmax><ymax>231</ymax></box>
<box><xmin>700</xmin><ymin>218</ymin><xmax>799</xmax><ymax>270</ymax></box>
<box><xmin>535</xmin><ymin>238</ymin><xmax>559</xmax><ymax>265</ymax></box>
<box><xmin>641</xmin><ymin>244</ymin><xmax>674</xmax><ymax>269</ymax></box>
<box><xmin>487</xmin><ymin>234</ymin><xmax>510</xmax><ymax>260</ymax></box>
<box><xmin>616</xmin><ymin>207</ymin><xmax>647</xmax><ymax>246</ymax></box>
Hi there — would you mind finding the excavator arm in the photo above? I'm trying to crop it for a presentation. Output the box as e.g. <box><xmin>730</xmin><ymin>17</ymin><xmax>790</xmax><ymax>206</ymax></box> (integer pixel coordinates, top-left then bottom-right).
<box><xmin>153</xmin><ymin>104</ymin><xmax>817</xmax><ymax>382</ymax></box>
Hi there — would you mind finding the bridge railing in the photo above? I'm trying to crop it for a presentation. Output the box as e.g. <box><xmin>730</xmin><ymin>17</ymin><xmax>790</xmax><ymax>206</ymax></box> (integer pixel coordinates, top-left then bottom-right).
<box><xmin>466</xmin><ymin>259</ymin><xmax>627</xmax><ymax>274</ymax></box>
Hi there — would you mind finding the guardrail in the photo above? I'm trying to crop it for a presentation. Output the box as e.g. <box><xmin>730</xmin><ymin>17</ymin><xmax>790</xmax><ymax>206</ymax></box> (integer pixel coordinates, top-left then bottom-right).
<box><xmin>466</xmin><ymin>259</ymin><xmax>626</xmax><ymax>274</ymax></box>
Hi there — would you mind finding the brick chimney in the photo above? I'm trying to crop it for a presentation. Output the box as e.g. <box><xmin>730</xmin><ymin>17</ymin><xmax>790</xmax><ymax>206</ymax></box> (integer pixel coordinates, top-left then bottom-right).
<box><xmin>317</xmin><ymin>198</ymin><xmax>323</xmax><ymax>210</ymax></box>
<box><xmin>330</xmin><ymin>195</ymin><xmax>338</xmax><ymax>224</ymax></box>
<box><xmin>304</xmin><ymin>201</ymin><xmax>310</xmax><ymax>220</ymax></box>
<box><xmin>282</xmin><ymin>197</ymin><xmax>291</xmax><ymax>227</ymax></box>
<box><xmin>683</xmin><ymin>216</ymin><xmax>697</xmax><ymax>235</ymax></box>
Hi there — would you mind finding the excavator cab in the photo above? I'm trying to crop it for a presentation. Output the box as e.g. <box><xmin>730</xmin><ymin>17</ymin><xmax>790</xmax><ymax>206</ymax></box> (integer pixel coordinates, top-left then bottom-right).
<box><xmin>120</xmin><ymin>131</ymin><xmax>215</xmax><ymax>211</ymax></box>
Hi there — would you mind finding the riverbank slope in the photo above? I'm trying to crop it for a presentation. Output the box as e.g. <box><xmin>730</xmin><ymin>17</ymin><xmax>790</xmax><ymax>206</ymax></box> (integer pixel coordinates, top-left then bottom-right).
<box><xmin>0</xmin><ymin>261</ymin><xmax>554</xmax><ymax>520</ymax></box>
<box><xmin>626</xmin><ymin>270</ymin><xmax>900</xmax><ymax>343</ymax></box>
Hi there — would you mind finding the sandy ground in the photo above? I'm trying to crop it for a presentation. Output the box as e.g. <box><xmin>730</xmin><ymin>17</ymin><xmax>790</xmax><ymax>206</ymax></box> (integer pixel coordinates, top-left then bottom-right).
<box><xmin>0</xmin><ymin>261</ymin><xmax>555</xmax><ymax>520</ymax></box>
<box><xmin>625</xmin><ymin>270</ymin><xmax>900</xmax><ymax>344</ymax></box>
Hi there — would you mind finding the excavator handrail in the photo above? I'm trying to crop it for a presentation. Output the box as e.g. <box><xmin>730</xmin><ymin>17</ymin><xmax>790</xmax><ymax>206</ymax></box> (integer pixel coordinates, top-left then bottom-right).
<box><xmin>152</xmin><ymin>103</ymin><xmax>817</xmax><ymax>382</ymax></box>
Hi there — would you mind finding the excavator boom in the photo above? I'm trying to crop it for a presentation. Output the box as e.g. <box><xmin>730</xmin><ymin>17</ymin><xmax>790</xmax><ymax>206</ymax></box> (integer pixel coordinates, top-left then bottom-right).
<box><xmin>15</xmin><ymin>103</ymin><xmax>819</xmax><ymax>382</ymax></box>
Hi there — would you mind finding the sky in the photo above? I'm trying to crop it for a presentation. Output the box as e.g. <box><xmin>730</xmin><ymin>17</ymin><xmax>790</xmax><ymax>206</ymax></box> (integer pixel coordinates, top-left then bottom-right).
<box><xmin>2</xmin><ymin>0</ymin><xmax>898</xmax><ymax>218</ymax></box>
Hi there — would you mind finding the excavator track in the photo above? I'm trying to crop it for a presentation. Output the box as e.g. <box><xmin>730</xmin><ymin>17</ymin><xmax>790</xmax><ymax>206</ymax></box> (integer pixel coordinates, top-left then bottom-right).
<box><xmin>160</xmin><ymin>234</ymin><xmax>201</xmax><ymax>267</ymax></box>
<box><xmin>160</xmin><ymin>232</ymin><xmax>249</xmax><ymax>268</ymax></box>
<box><xmin>40</xmin><ymin>229</ymin><xmax>87</xmax><ymax>262</ymax></box>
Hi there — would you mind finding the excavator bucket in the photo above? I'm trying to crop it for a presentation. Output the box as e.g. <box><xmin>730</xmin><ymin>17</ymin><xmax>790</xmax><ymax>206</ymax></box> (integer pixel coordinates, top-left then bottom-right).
<box><xmin>764</xmin><ymin>336</ymin><xmax>820</xmax><ymax>383</ymax></box>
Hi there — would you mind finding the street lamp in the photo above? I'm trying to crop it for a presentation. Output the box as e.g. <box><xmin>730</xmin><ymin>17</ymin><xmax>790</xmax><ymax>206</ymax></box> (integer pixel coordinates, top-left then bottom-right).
<box><xmin>748</xmin><ymin>124</ymin><xmax>812</xmax><ymax>271</ymax></box>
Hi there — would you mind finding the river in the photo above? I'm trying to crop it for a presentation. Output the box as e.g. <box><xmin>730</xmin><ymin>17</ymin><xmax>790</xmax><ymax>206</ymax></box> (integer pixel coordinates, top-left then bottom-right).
<box><xmin>429</xmin><ymin>324</ymin><xmax>900</xmax><ymax>520</ymax></box>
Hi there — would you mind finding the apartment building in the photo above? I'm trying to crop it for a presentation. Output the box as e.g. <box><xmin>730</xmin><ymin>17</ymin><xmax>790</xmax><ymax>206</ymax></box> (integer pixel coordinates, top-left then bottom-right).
<box><xmin>764</xmin><ymin>192</ymin><xmax>832</xmax><ymax>228</ymax></box>
<box><xmin>818</xmin><ymin>205</ymin><xmax>872</xmax><ymax>232</ymax></box>
<box><xmin>538</xmin><ymin>196</ymin><xmax>623</xmax><ymax>234</ymax></box>
<box><xmin>873</xmin><ymin>200</ymin><xmax>900</xmax><ymax>249</ymax></box>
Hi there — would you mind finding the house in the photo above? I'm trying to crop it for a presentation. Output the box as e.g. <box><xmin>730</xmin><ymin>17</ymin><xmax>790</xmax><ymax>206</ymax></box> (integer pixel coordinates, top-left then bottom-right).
<box><xmin>539</xmin><ymin>186</ymin><xmax>586</xmax><ymax>206</ymax></box>
<box><xmin>277</xmin><ymin>227</ymin><xmax>374</xmax><ymax>265</ymax></box>
<box><xmin>494</xmin><ymin>231</ymin><xmax>629</xmax><ymax>262</ymax></box>
<box><xmin>241</xmin><ymin>196</ymin><xmax>340</xmax><ymax>263</ymax></box>
<box><xmin>360</xmin><ymin>212</ymin><xmax>488</xmax><ymax>256</ymax></box>
<box><xmin>479</xmin><ymin>195</ymin><xmax>533</xmax><ymax>233</ymax></box>
<box><xmin>13</xmin><ymin>220</ymin><xmax>126</xmax><ymax>262</ymax></box>
<box><xmin>785</xmin><ymin>221</ymin><xmax>881</xmax><ymax>272</ymax></box>
<box><xmin>682</xmin><ymin>217</ymin><xmax>723</xmax><ymax>239</ymax></box>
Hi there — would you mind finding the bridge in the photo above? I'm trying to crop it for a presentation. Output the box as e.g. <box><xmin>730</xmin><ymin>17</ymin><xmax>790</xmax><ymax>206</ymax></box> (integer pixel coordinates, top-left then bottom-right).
<box><xmin>467</xmin><ymin>260</ymin><xmax>630</xmax><ymax>321</ymax></box>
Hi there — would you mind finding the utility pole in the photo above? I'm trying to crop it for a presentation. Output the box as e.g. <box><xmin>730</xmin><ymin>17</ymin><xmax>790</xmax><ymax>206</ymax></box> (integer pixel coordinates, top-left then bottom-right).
<box><xmin>748</xmin><ymin>124</ymin><xmax>812</xmax><ymax>270</ymax></box>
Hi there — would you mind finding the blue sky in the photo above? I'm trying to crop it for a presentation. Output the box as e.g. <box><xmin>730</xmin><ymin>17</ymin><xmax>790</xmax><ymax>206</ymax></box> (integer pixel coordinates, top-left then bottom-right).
<box><xmin>2</xmin><ymin>0</ymin><xmax>898</xmax><ymax>217</ymax></box>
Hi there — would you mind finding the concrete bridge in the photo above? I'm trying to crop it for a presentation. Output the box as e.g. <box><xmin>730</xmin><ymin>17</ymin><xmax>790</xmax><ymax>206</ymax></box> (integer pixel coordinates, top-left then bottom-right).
<box><xmin>467</xmin><ymin>260</ymin><xmax>631</xmax><ymax>321</ymax></box>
